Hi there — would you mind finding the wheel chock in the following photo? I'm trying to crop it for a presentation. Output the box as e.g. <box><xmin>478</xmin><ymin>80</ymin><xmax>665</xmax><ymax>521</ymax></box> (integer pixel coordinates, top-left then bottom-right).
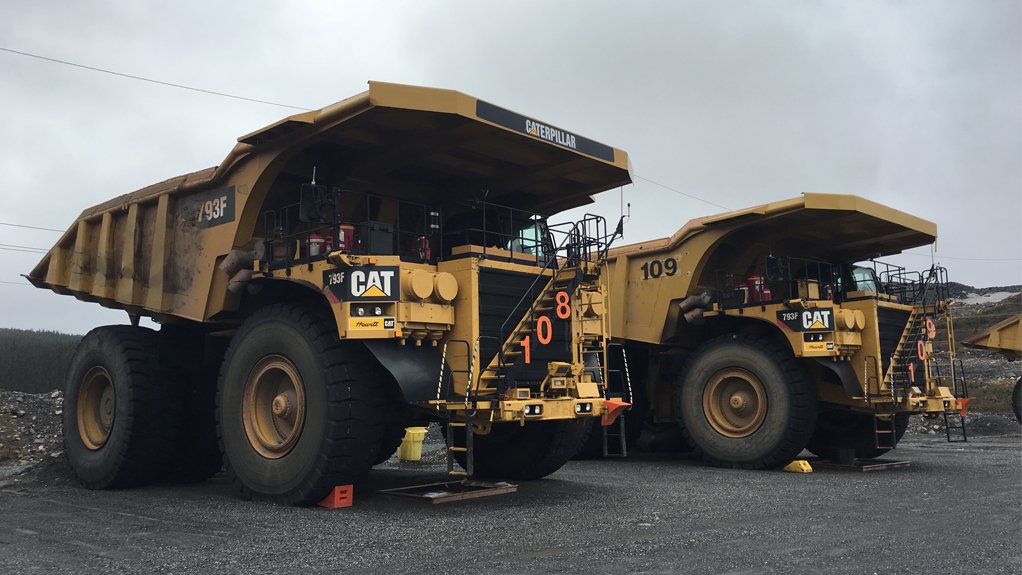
<box><xmin>318</xmin><ymin>485</ymin><xmax>354</xmax><ymax>509</ymax></box>
<box><xmin>783</xmin><ymin>460</ymin><xmax>813</xmax><ymax>473</ymax></box>
<box><xmin>601</xmin><ymin>398</ymin><xmax>632</xmax><ymax>426</ymax></box>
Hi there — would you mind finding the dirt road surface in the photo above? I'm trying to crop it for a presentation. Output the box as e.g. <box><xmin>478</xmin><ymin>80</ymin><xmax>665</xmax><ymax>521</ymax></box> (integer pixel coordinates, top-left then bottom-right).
<box><xmin>1</xmin><ymin>424</ymin><xmax>1019</xmax><ymax>575</ymax></box>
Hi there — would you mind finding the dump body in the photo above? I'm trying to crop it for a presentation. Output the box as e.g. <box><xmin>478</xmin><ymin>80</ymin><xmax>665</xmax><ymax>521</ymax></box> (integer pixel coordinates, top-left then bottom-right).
<box><xmin>961</xmin><ymin>314</ymin><xmax>1022</xmax><ymax>360</ymax></box>
<box><xmin>29</xmin><ymin>81</ymin><xmax>629</xmax><ymax>325</ymax></box>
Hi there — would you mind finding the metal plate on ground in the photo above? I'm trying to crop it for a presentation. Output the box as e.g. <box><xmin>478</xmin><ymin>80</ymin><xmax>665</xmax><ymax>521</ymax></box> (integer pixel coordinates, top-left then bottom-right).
<box><xmin>808</xmin><ymin>458</ymin><xmax>910</xmax><ymax>472</ymax></box>
<box><xmin>378</xmin><ymin>480</ymin><xmax>517</xmax><ymax>504</ymax></box>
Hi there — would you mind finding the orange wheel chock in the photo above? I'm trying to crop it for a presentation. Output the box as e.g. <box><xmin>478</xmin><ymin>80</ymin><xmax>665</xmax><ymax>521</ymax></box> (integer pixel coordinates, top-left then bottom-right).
<box><xmin>957</xmin><ymin>398</ymin><xmax>972</xmax><ymax>418</ymax></box>
<box><xmin>601</xmin><ymin>399</ymin><xmax>632</xmax><ymax>426</ymax></box>
<box><xmin>318</xmin><ymin>485</ymin><xmax>354</xmax><ymax>509</ymax></box>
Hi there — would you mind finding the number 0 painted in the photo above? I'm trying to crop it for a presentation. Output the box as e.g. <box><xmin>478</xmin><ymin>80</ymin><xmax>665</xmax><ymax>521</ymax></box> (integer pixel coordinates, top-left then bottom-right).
<box><xmin>536</xmin><ymin>315</ymin><xmax>552</xmax><ymax>345</ymax></box>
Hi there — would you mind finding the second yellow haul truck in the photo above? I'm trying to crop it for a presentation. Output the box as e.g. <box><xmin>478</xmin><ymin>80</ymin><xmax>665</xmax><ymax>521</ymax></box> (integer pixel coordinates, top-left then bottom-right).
<box><xmin>28</xmin><ymin>82</ymin><xmax>631</xmax><ymax>504</ymax></box>
<box><xmin>596</xmin><ymin>195</ymin><xmax>969</xmax><ymax>468</ymax></box>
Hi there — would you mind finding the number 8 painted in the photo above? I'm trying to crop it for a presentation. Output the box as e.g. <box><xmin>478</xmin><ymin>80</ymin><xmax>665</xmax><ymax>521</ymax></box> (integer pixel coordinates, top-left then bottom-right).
<box><xmin>555</xmin><ymin>291</ymin><xmax>570</xmax><ymax>319</ymax></box>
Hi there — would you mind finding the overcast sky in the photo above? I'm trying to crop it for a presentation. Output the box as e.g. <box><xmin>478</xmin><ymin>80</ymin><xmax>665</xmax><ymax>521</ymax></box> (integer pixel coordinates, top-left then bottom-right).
<box><xmin>0</xmin><ymin>0</ymin><xmax>1019</xmax><ymax>334</ymax></box>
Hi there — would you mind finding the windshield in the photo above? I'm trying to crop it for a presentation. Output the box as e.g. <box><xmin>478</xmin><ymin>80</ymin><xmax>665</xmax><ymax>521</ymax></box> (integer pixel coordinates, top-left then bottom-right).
<box><xmin>851</xmin><ymin>266</ymin><xmax>880</xmax><ymax>292</ymax></box>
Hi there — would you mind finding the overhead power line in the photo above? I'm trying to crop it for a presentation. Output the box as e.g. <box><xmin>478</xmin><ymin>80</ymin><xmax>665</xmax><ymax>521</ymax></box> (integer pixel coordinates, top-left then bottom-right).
<box><xmin>0</xmin><ymin>246</ymin><xmax>47</xmax><ymax>254</ymax></box>
<box><xmin>0</xmin><ymin>221</ymin><xmax>63</xmax><ymax>233</ymax></box>
<box><xmin>0</xmin><ymin>242</ymin><xmax>47</xmax><ymax>252</ymax></box>
<box><xmin>634</xmin><ymin>175</ymin><xmax>731</xmax><ymax>211</ymax></box>
<box><xmin>0</xmin><ymin>46</ymin><xmax>312</xmax><ymax>112</ymax></box>
<box><xmin>901</xmin><ymin>250</ymin><xmax>1022</xmax><ymax>263</ymax></box>
<box><xmin>0</xmin><ymin>280</ymin><xmax>29</xmax><ymax>286</ymax></box>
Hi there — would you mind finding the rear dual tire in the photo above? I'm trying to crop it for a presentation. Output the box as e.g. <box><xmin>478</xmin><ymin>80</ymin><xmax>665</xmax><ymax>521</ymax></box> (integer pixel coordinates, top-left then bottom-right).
<box><xmin>805</xmin><ymin>409</ymin><xmax>909</xmax><ymax>460</ymax></box>
<box><xmin>63</xmin><ymin>326</ymin><xmax>183</xmax><ymax>489</ymax></box>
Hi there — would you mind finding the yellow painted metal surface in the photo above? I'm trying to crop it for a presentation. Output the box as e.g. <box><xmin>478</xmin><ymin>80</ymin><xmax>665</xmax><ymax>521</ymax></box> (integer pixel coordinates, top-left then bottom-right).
<box><xmin>604</xmin><ymin>193</ymin><xmax>937</xmax><ymax>344</ymax></box>
<box><xmin>962</xmin><ymin>314</ymin><xmax>1022</xmax><ymax>360</ymax></box>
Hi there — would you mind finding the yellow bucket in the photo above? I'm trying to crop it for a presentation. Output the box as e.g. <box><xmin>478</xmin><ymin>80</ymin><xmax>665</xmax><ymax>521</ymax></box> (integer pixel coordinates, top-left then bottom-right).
<box><xmin>397</xmin><ymin>427</ymin><xmax>428</xmax><ymax>462</ymax></box>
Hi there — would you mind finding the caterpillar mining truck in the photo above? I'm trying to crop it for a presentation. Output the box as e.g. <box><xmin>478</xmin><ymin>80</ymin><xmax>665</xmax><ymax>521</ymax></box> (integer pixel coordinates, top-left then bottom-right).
<box><xmin>26</xmin><ymin>81</ymin><xmax>631</xmax><ymax>504</ymax></box>
<box><xmin>592</xmin><ymin>194</ymin><xmax>970</xmax><ymax>467</ymax></box>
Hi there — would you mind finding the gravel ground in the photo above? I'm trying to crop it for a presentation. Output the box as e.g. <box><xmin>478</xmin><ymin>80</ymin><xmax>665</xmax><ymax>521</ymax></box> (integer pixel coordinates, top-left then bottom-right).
<box><xmin>0</xmin><ymin>402</ymin><xmax>1019</xmax><ymax>575</ymax></box>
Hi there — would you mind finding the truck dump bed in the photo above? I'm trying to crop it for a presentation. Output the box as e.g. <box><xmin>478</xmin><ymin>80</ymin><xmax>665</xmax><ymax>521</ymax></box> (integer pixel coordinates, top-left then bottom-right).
<box><xmin>27</xmin><ymin>81</ymin><xmax>631</xmax><ymax>323</ymax></box>
<box><xmin>962</xmin><ymin>314</ymin><xmax>1022</xmax><ymax>361</ymax></box>
<box><xmin>603</xmin><ymin>193</ymin><xmax>937</xmax><ymax>343</ymax></box>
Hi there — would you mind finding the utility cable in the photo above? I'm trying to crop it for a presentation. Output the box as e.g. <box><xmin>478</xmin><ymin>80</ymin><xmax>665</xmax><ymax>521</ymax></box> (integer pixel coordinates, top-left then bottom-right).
<box><xmin>0</xmin><ymin>46</ymin><xmax>312</xmax><ymax>112</ymax></box>
<box><xmin>633</xmin><ymin>175</ymin><xmax>731</xmax><ymax>211</ymax></box>
<box><xmin>900</xmin><ymin>250</ymin><xmax>1021</xmax><ymax>262</ymax></box>
<box><xmin>0</xmin><ymin>221</ymin><xmax>63</xmax><ymax>233</ymax></box>
<box><xmin>0</xmin><ymin>242</ymin><xmax>48</xmax><ymax>252</ymax></box>
<box><xmin>0</xmin><ymin>246</ymin><xmax>47</xmax><ymax>254</ymax></box>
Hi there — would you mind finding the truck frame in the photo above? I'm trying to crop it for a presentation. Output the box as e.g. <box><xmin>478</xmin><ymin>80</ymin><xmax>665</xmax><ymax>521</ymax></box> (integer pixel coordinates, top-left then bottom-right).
<box><xmin>28</xmin><ymin>82</ymin><xmax>631</xmax><ymax>504</ymax></box>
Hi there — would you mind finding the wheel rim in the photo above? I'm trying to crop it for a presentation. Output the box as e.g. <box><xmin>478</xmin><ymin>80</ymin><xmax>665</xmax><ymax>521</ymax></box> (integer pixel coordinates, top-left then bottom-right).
<box><xmin>77</xmin><ymin>366</ymin><xmax>116</xmax><ymax>450</ymax></box>
<box><xmin>242</xmin><ymin>355</ymin><xmax>306</xmax><ymax>459</ymax></box>
<box><xmin>702</xmin><ymin>368</ymin><xmax>768</xmax><ymax>438</ymax></box>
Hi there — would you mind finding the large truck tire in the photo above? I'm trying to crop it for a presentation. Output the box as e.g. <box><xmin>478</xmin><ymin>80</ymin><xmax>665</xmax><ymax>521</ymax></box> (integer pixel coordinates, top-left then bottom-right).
<box><xmin>374</xmin><ymin>424</ymin><xmax>406</xmax><ymax>465</ymax></box>
<box><xmin>63</xmin><ymin>326</ymin><xmax>183</xmax><ymax>489</ymax></box>
<box><xmin>217</xmin><ymin>304</ymin><xmax>387</xmax><ymax>505</ymax></box>
<box><xmin>805</xmin><ymin>408</ymin><xmax>909</xmax><ymax>460</ymax></box>
<box><xmin>158</xmin><ymin>326</ymin><xmax>224</xmax><ymax>483</ymax></box>
<box><xmin>674</xmin><ymin>333</ymin><xmax>817</xmax><ymax>469</ymax></box>
<box><xmin>167</xmin><ymin>367</ymin><xmax>224</xmax><ymax>483</ymax></box>
<box><xmin>446</xmin><ymin>419</ymin><xmax>588</xmax><ymax>479</ymax></box>
<box><xmin>1012</xmin><ymin>377</ymin><xmax>1022</xmax><ymax>424</ymax></box>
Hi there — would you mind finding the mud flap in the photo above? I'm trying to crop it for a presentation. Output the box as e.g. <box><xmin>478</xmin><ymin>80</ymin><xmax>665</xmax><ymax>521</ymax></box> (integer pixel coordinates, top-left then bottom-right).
<box><xmin>811</xmin><ymin>358</ymin><xmax>863</xmax><ymax>397</ymax></box>
<box><xmin>364</xmin><ymin>341</ymin><xmax>443</xmax><ymax>404</ymax></box>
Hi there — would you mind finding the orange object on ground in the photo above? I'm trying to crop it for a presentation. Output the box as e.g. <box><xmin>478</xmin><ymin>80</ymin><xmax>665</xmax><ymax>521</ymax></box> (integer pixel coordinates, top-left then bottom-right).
<box><xmin>601</xmin><ymin>398</ymin><xmax>632</xmax><ymax>426</ymax></box>
<box><xmin>318</xmin><ymin>485</ymin><xmax>354</xmax><ymax>509</ymax></box>
<box><xmin>957</xmin><ymin>398</ymin><xmax>973</xmax><ymax>417</ymax></box>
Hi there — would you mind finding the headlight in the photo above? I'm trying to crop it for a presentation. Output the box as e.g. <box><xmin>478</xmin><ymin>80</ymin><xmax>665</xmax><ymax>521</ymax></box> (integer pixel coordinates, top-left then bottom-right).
<box><xmin>355</xmin><ymin>307</ymin><xmax>365</xmax><ymax>317</ymax></box>
<box><xmin>374</xmin><ymin>306</ymin><xmax>383</xmax><ymax>316</ymax></box>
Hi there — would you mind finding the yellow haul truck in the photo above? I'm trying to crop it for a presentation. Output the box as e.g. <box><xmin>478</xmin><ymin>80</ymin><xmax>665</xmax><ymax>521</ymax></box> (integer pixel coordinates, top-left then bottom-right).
<box><xmin>598</xmin><ymin>194</ymin><xmax>969</xmax><ymax>467</ymax></box>
<box><xmin>27</xmin><ymin>82</ymin><xmax>631</xmax><ymax>504</ymax></box>
<box><xmin>962</xmin><ymin>314</ymin><xmax>1022</xmax><ymax>423</ymax></box>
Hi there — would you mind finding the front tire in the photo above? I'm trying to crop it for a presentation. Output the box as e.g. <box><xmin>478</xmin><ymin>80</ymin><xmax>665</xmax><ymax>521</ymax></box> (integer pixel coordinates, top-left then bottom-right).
<box><xmin>217</xmin><ymin>304</ymin><xmax>387</xmax><ymax>505</ymax></box>
<box><xmin>675</xmin><ymin>333</ymin><xmax>816</xmax><ymax>469</ymax></box>
<box><xmin>63</xmin><ymin>326</ymin><xmax>182</xmax><ymax>489</ymax></box>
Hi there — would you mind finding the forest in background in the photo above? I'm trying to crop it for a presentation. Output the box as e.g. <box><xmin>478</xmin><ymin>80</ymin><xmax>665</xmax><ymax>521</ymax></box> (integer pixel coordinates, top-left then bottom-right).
<box><xmin>0</xmin><ymin>328</ymin><xmax>81</xmax><ymax>393</ymax></box>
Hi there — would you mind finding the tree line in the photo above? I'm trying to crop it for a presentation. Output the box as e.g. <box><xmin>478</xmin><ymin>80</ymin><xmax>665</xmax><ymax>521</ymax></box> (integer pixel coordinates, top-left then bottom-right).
<box><xmin>0</xmin><ymin>328</ymin><xmax>81</xmax><ymax>393</ymax></box>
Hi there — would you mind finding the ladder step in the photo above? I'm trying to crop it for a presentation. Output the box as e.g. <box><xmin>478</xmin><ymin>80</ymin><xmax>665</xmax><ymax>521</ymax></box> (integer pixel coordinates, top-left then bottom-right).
<box><xmin>448</xmin><ymin>447</ymin><xmax>468</xmax><ymax>453</ymax></box>
<box><xmin>448</xmin><ymin>422</ymin><xmax>467</xmax><ymax>428</ymax></box>
<box><xmin>448</xmin><ymin>470</ymin><xmax>470</xmax><ymax>477</ymax></box>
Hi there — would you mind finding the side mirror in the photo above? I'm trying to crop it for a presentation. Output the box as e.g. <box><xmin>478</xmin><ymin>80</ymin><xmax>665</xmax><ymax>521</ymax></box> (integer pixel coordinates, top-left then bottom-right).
<box><xmin>299</xmin><ymin>184</ymin><xmax>328</xmax><ymax>223</ymax></box>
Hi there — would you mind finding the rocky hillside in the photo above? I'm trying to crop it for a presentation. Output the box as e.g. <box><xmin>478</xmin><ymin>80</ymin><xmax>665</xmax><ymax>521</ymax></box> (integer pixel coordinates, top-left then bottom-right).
<box><xmin>946</xmin><ymin>283</ymin><xmax>1021</xmax><ymax>412</ymax></box>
